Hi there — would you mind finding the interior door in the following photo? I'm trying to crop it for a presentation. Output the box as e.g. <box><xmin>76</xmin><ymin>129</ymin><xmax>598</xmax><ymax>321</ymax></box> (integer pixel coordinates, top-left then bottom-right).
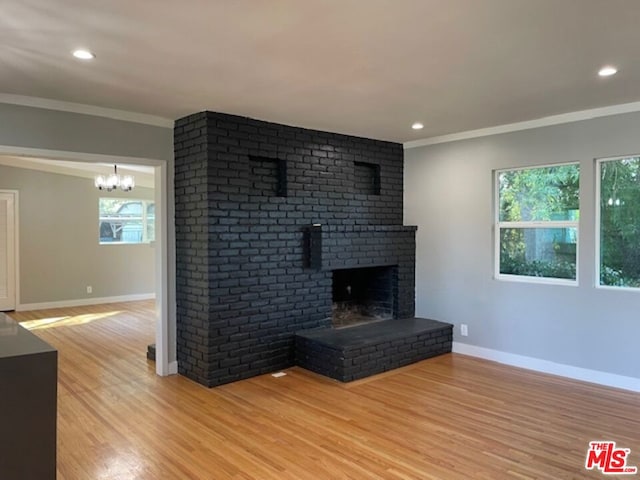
<box><xmin>0</xmin><ymin>192</ymin><xmax>16</xmax><ymax>311</ymax></box>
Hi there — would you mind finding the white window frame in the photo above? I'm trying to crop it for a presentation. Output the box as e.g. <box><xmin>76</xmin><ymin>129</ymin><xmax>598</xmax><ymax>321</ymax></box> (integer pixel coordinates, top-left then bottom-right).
<box><xmin>595</xmin><ymin>155</ymin><xmax>640</xmax><ymax>291</ymax></box>
<box><xmin>99</xmin><ymin>198</ymin><xmax>155</xmax><ymax>245</ymax></box>
<box><xmin>494</xmin><ymin>162</ymin><xmax>580</xmax><ymax>286</ymax></box>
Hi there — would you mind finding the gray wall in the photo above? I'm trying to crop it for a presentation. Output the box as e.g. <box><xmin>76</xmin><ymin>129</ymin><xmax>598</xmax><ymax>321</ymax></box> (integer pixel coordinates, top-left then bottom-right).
<box><xmin>0</xmin><ymin>165</ymin><xmax>155</xmax><ymax>304</ymax></box>
<box><xmin>0</xmin><ymin>103</ymin><xmax>172</xmax><ymax>161</ymax></box>
<box><xmin>404</xmin><ymin>111</ymin><xmax>640</xmax><ymax>380</ymax></box>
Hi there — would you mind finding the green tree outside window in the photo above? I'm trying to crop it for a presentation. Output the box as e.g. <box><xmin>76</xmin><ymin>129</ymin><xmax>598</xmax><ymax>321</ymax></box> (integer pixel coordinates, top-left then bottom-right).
<box><xmin>497</xmin><ymin>164</ymin><xmax>579</xmax><ymax>281</ymax></box>
<box><xmin>599</xmin><ymin>157</ymin><xmax>640</xmax><ymax>288</ymax></box>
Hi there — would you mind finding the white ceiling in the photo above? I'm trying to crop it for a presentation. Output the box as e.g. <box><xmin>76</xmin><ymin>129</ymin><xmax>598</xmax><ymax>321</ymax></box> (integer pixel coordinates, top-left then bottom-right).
<box><xmin>0</xmin><ymin>156</ymin><xmax>155</xmax><ymax>187</ymax></box>
<box><xmin>2</xmin><ymin>0</ymin><xmax>640</xmax><ymax>143</ymax></box>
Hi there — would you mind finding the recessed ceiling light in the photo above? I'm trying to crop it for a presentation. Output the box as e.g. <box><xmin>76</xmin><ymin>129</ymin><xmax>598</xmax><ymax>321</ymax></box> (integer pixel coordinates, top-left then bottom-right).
<box><xmin>72</xmin><ymin>49</ymin><xmax>95</xmax><ymax>60</ymax></box>
<box><xmin>411</xmin><ymin>122</ymin><xmax>424</xmax><ymax>130</ymax></box>
<box><xmin>598</xmin><ymin>66</ymin><xmax>617</xmax><ymax>77</ymax></box>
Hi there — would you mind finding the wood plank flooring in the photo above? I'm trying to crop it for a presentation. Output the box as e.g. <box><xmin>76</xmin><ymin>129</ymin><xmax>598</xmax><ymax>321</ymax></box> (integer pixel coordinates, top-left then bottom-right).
<box><xmin>9</xmin><ymin>302</ymin><xmax>640</xmax><ymax>479</ymax></box>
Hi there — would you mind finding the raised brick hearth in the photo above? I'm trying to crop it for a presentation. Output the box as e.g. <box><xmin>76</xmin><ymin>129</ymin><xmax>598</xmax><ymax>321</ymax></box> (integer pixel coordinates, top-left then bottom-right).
<box><xmin>295</xmin><ymin>318</ymin><xmax>453</xmax><ymax>382</ymax></box>
<box><xmin>174</xmin><ymin>111</ymin><xmax>450</xmax><ymax>387</ymax></box>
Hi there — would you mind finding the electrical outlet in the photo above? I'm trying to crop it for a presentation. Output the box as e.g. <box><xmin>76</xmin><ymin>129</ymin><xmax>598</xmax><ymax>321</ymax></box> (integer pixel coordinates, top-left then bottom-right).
<box><xmin>460</xmin><ymin>324</ymin><xmax>468</xmax><ymax>336</ymax></box>
<box><xmin>86</xmin><ymin>286</ymin><xmax>93</xmax><ymax>294</ymax></box>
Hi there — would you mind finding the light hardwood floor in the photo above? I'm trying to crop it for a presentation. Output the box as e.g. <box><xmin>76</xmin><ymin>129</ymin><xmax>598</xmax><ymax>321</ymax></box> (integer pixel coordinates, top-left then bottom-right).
<box><xmin>10</xmin><ymin>302</ymin><xmax>640</xmax><ymax>479</ymax></box>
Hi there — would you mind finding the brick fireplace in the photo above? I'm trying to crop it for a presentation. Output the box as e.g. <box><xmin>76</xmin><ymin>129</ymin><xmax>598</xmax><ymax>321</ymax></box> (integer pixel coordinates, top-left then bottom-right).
<box><xmin>174</xmin><ymin>111</ymin><xmax>449</xmax><ymax>387</ymax></box>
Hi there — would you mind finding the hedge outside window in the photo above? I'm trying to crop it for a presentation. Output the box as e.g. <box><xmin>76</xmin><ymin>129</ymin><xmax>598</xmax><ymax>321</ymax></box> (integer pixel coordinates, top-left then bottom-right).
<box><xmin>496</xmin><ymin>163</ymin><xmax>579</xmax><ymax>284</ymax></box>
<box><xmin>99</xmin><ymin>198</ymin><xmax>155</xmax><ymax>245</ymax></box>
<box><xmin>598</xmin><ymin>156</ymin><xmax>640</xmax><ymax>289</ymax></box>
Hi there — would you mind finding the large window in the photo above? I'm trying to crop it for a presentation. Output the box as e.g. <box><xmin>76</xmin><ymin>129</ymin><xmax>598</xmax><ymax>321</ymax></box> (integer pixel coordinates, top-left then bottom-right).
<box><xmin>496</xmin><ymin>163</ymin><xmax>579</xmax><ymax>283</ymax></box>
<box><xmin>99</xmin><ymin>198</ymin><xmax>155</xmax><ymax>245</ymax></box>
<box><xmin>598</xmin><ymin>156</ymin><xmax>640</xmax><ymax>289</ymax></box>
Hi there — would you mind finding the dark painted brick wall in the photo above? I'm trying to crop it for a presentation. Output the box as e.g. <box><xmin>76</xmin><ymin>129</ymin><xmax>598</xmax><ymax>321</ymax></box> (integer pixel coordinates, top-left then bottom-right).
<box><xmin>174</xmin><ymin>113</ymin><xmax>210</xmax><ymax>385</ymax></box>
<box><xmin>174</xmin><ymin>111</ymin><xmax>414</xmax><ymax>387</ymax></box>
<box><xmin>296</xmin><ymin>320</ymin><xmax>453</xmax><ymax>382</ymax></box>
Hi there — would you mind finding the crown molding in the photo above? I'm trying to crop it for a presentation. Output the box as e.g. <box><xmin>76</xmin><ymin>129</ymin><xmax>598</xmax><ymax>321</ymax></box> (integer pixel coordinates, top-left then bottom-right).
<box><xmin>404</xmin><ymin>100</ymin><xmax>640</xmax><ymax>150</ymax></box>
<box><xmin>0</xmin><ymin>93</ymin><xmax>174</xmax><ymax>128</ymax></box>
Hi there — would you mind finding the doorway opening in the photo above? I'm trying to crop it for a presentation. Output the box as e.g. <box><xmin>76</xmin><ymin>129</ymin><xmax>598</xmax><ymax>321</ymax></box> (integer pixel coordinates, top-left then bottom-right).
<box><xmin>0</xmin><ymin>150</ymin><xmax>173</xmax><ymax>376</ymax></box>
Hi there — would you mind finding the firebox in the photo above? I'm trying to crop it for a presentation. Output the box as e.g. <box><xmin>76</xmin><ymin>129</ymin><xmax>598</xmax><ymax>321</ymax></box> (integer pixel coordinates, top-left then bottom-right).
<box><xmin>332</xmin><ymin>266</ymin><xmax>397</xmax><ymax>328</ymax></box>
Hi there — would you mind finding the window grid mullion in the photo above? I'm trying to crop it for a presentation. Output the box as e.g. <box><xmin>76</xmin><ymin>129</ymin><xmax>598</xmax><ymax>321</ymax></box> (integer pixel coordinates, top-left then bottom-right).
<box><xmin>498</xmin><ymin>221</ymin><xmax>579</xmax><ymax>229</ymax></box>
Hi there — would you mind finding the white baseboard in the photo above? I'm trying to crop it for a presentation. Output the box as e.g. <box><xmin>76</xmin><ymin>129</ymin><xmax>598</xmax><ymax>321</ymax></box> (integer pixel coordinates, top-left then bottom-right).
<box><xmin>17</xmin><ymin>293</ymin><xmax>156</xmax><ymax>311</ymax></box>
<box><xmin>168</xmin><ymin>361</ymin><xmax>179</xmax><ymax>375</ymax></box>
<box><xmin>452</xmin><ymin>342</ymin><xmax>640</xmax><ymax>393</ymax></box>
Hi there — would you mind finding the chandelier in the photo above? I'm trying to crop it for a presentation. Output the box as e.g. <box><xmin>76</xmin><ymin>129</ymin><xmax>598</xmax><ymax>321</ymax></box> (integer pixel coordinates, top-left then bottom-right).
<box><xmin>94</xmin><ymin>165</ymin><xmax>135</xmax><ymax>192</ymax></box>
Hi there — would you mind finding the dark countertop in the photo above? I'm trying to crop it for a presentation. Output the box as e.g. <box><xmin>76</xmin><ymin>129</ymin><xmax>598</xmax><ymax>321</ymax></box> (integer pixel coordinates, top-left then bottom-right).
<box><xmin>0</xmin><ymin>313</ymin><xmax>56</xmax><ymax>359</ymax></box>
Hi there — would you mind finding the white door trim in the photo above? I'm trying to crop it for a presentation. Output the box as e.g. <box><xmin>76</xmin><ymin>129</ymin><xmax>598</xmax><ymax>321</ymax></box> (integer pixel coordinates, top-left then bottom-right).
<box><xmin>0</xmin><ymin>190</ymin><xmax>18</xmax><ymax>311</ymax></box>
<box><xmin>155</xmin><ymin>165</ymin><xmax>173</xmax><ymax>375</ymax></box>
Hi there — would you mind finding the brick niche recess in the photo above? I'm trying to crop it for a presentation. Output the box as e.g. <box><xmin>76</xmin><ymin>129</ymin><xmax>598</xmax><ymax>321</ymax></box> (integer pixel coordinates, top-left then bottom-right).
<box><xmin>174</xmin><ymin>111</ymin><xmax>416</xmax><ymax>387</ymax></box>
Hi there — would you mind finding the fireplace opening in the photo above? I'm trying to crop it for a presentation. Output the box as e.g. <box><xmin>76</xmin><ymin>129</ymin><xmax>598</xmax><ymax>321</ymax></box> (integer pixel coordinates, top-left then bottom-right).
<box><xmin>332</xmin><ymin>266</ymin><xmax>396</xmax><ymax>328</ymax></box>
